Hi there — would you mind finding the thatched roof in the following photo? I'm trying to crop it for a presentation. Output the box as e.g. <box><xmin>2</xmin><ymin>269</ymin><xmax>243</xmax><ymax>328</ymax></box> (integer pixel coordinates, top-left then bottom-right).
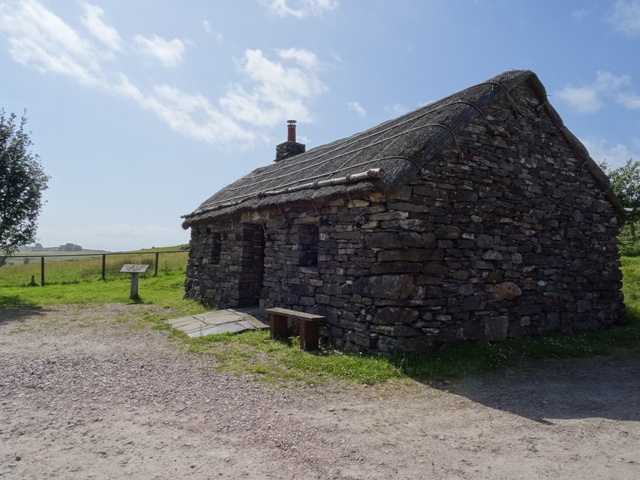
<box><xmin>182</xmin><ymin>70</ymin><xmax>624</xmax><ymax>228</ymax></box>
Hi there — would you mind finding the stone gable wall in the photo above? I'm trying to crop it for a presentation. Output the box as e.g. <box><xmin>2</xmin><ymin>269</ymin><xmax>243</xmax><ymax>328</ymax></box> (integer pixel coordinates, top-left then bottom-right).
<box><xmin>185</xmin><ymin>81</ymin><xmax>624</xmax><ymax>353</ymax></box>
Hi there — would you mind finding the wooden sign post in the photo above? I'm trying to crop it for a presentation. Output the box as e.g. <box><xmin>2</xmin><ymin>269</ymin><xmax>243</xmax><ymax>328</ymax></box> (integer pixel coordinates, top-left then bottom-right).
<box><xmin>120</xmin><ymin>264</ymin><xmax>149</xmax><ymax>299</ymax></box>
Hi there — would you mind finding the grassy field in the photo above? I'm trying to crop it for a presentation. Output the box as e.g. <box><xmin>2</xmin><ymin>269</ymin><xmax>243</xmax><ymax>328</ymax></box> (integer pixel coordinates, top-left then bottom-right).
<box><xmin>1</xmin><ymin>252</ymin><xmax>639</xmax><ymax>386</ymax></box>
<box><xmin>4</xmin><ymin>249</ymin><xmax>110</xmax><ymax>265</ymax></box>
<box><xmin>0</xmin><ymin>247</ymin><xmax>189</xmax><ymax>287</ymax></box>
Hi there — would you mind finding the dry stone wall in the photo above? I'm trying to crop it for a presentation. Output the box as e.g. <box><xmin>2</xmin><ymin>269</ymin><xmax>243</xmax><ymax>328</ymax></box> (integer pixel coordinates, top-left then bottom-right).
<box><xmin>185</xmin><ymin>223</ymin><xmax>263</xmax><ymax>308</ymax></box>
<box><xmin>185</xmin><ymin>81</ymin><xmax>624</xmax><ymax>354</ymax></box>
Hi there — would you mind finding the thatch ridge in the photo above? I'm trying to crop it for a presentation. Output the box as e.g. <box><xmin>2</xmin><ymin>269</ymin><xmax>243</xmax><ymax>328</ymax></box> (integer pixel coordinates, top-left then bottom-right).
<box><xmin>182</xmin><ymin>70</ymin><xmax>624</xmax><ymax>227</ymax></box>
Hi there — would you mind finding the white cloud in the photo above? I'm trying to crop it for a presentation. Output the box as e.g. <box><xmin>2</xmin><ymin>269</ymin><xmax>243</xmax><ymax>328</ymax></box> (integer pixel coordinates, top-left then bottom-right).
<box><xmin>347</xmin><ymin>101</ymin><xmax>366</xmax><ymax>117</ymax></box>
<box><xmin>607</xmin><ymin>0</ymin><xmax>640</xmax><ymax>37</ymax></box>
<box><xmin>581</xmin><ymin>136</ymin><xmax>640</xmax><ymax>168</ymax></box>
<box><xmin>278</xmin><ymin>47</ymin><xmax>319</xmax><ymax>71</ymax></box>
<box><xmin>220</xmin><ymin>48</ymin><xmax>327</xmax><ymax>127</ymax></box>
<box><xmin>111</xmin><ymin>73</ymin><xmax>145</xmax><ymax>102</ymax></box>
<box><xmin>108</xmin><ymin>74</ymin><xmax>254</xmax><ymax>145</ymax></box>
<box><xmin>596</xmin><ymin>70</ymin><xmax>632</xmax><ymax>90</ymax></box>
<box><xmin>266</xmin><ymin>0</ymin><xmax>338</xmax><ymax>18</ymax></box>
<box><xmin>133</xmin><ymin>34</ymin><xmax>185</xmax><ymax>68</ymax></box>
<box><xmin>0</xmin><ymin>0</ymin><xmax>102</xmax><ymax>85</ymax></box>
<box><xmin>617</xmin><ymin>91</ymin><xmax>640</xmax><ymax>110</ymax></box>
<box><xmin>385</xmin><ymin>103</ymin><xmax>408</xmax><ymax>117</ymax></box>
<box><xmin>202</xmin><ymin>20</ymin><xmax>223</xmax><ymax>41</ymax></box>
<box><xmin>0</xmin><ymin>1</ymin><xmax>327</xmax><ymax>146</ymax></box>
<box><xmin>557</xmin><ymin>85</ymin><xmax>603</xmax><ymax>114</ymax></box>
<box><xmin>557</xmin><ymin>71</ymin><xmax>637</xmax><ymax>114</ymax></box>
<box><xmin>148</xmin><ymin>85</ymin><xmax>254</xmax><ymax>144</ymax></box>
<box><xmin>80</xmin><ymin>2</ymin><xmax>122</xmax><ymax>51</ymax></box>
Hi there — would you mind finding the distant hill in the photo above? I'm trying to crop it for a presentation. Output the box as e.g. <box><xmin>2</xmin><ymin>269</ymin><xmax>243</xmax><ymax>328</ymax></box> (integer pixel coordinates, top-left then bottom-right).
<box><xmin>22</xmin><ymin>242</ymin><xmax>88</xmax><ymax>253</ymax></box>
<box><xmin>18</xmin><ymin>245</ymin><xmax>110</xmax><ymax>255</ymax></box>
<box><xmin>16</xmin><ymin>244</ymin><xmax>189</xmax><ymax>255</ymax></box>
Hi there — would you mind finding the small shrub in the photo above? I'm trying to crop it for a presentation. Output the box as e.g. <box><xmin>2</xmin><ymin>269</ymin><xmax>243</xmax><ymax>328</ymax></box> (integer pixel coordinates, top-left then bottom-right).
<box><xmin>619</xmin><ymin>240</ymin><xmax>640</xmax><ymax>257</ymax></box>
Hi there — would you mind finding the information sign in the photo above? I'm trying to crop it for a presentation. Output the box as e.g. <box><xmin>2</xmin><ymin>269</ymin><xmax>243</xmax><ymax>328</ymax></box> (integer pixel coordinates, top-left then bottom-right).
<box><xmin>120</xmin><ymin>264</ymin><xmax>149</xmax><ymax>274</ymax></box>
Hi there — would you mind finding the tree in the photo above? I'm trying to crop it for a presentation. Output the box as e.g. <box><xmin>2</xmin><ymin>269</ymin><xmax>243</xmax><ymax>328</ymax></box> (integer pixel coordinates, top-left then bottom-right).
<box><xmin>0</xmin><ymin>109</ymin><xmax>49</xmax><ymax>260</ymax></box>
<box><xmin>59</xmin><ymin>243</ymin><xmax>82</xmax><ymax>252</ymax></box>
<box><xmin>600</xmin><ymin>158</ymin><xmax>640</xmax><ymax>239</ymax></box>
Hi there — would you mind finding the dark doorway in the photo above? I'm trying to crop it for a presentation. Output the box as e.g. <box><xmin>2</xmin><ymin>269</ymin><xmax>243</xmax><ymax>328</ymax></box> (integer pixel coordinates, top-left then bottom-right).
<box><xmin>237</xmin><ymin>224</ymin><xmax>266</xmax><ymax>307</ymax></box>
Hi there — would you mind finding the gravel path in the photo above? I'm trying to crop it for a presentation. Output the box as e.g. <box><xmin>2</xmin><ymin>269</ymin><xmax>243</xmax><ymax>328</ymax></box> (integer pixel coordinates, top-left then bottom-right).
<box><xmin>1</xmin><ymin>304</ymin><xmax>639</xmax><ymax>479</ymax></box>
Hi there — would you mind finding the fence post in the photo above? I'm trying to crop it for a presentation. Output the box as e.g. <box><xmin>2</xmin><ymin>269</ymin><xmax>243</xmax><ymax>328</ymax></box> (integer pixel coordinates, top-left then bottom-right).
<box><xmin>102</xmin><ymin>254</ymin><xmax>106</xmax><ymax>281</ymax></box>
<box><xmin>40</xmin><ymin>256</ymin><xmax>45</xmax><ymax>286</ymax></box>
<box><xmin>154</xmin><ymin>252</ymin><xmax>159</xmax><ymax>276</ymax></box>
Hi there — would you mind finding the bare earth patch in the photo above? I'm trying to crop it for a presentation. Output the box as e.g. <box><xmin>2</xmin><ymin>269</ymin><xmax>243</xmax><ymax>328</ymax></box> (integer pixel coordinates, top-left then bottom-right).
<box><xmin>0</xmin><ymin>304</ymin><xmax>639</xmax><ymax>479</ymax></box>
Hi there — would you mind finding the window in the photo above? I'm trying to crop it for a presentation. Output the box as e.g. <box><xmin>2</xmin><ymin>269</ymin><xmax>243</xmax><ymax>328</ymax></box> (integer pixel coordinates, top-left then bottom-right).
<box><xmin>211</xmin><ymin>232</ymin><xmax>221</xmax><ymax>265</ymax></box>
<box><xmin>298</xmin><ymin>224</ymin><xmax>319</xmax><ymax>267</ymax></box>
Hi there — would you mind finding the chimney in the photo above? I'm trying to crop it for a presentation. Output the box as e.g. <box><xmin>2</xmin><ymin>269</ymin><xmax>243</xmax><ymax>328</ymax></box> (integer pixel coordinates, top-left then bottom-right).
<box><xmin>287</xmin><ymin>119</ymin><xmax>297</xmax><ymax>142</ymax></box>
<box><xmin>275</xmin><ymin>120</ymin><xmax>306</xmax><ymax>162</ymax></box>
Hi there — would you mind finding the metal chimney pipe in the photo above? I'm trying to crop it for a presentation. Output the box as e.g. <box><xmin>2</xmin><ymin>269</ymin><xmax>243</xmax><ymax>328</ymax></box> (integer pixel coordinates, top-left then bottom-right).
<box><xmin>287</xmin><ymin>120</ymin><xmax>296</xmax><ymax>142</ymax></box>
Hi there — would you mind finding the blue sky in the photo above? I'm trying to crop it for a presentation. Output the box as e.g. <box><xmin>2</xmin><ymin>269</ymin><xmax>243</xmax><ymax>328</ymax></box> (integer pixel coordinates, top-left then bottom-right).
<box><xmin>1</xmin><ymin>0</ymin><xmax>639</xmax><ymax>251</ymax></box>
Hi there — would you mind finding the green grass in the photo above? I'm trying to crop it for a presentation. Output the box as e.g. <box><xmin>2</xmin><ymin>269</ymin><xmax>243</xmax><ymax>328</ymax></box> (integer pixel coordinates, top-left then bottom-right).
<box><xmin>391</xmin><ymin>318</ymin><xmax>640</xmax><ymax>381</ymax></box>
<box><xmin>187</xmin><ymin>330</ymin><xmax>402</xmax><ymax>385</ymax></box>
<box><xmin>1</xmin><ymin>251</ymin><xmax>640</xmax><ymax>387</ymax></box>
<box><xmin>182</xmin><ymin>311</ymin><xmax>640</xmax><ymax>386</ymax></box>
<box><xmin>0</xmin><ymin>248</ymin><xmax>188</xmax><ymax>287</ymax></box>
<box><xmin>0</xmin><ymin>270</ymin><xmax>207</xmax><ymax>321</ymax></box>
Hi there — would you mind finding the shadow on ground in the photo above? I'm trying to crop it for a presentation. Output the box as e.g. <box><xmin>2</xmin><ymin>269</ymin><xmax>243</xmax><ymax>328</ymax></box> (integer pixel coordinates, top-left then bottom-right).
<box><xmin>443</xmin><ymin>354</ymin><xmax>640</xmax><ymax>424</ymax></box>
<box><xmin>0</xmin><ymin>300</ymin><xmax>44</xmax><ymax>325</ymax></box>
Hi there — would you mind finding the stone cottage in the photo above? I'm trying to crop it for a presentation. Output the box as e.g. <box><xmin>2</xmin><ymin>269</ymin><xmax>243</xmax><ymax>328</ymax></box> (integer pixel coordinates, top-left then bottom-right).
<box><xmin>181</xmin><ymin>70</ymin><xmax>626</xmax><ymax>354</ymax></box>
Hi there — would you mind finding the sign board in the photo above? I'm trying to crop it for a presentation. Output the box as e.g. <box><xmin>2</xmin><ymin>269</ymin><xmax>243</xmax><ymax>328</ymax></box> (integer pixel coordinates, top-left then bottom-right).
<box><xmin>120</xmin><ymin>264</ymin><xmax>149</xmax><ymax>274</ymax></box>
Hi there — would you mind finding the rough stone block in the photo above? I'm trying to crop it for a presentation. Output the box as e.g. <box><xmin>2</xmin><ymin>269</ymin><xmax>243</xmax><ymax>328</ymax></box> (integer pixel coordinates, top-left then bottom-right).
<box><xmin>463</xmin><ymin>295</ymin><xmax>485</xmax><ymax>311</ymax></box>
<box><xmin>371</xmin><ymin>324</ymin><xmax>419</xmax><ymax>337</ymax></box>
<box><xmin>435</xmin><ymin>225</ymin><xmax>462</xmax><ymax>239</ymax></box>
<box><xmin>422</xmin><ymin>262</ymin><xmax>449</xmax><ymax>275</ymax></box>
<box><xmin>377</xmin><ymin>249</ymin><xmax>444</xmax><ymax>262</ymax></box>
<box><xmin>351</xmin><ymin>275</ymin><xmax>416</xmax><ymax>300</ymax></box>
<box><xmin>484</xmin><ymin>316</ymin><xmax>509</xmax><ymax>341</ymax></box>
<box><xmin>486</xmin><ymin>282</ymin><xmax>522</xmax><ymax>301</ymax></box>
<box><xmin>364</xmin><ymin>231</ymin><xmax>423</xmax><ymax>249</ymax></box>
<box><xmin>371</xmin><ymin>262</ymin><xmax>423</xmax><ymax>274</ymax></box>
<box><xmin>476</xmin><ymin>234</ymin><xmax>494</xmax><ymax>249</ymax></box>
<box><xmin>372</xmin><ymin>307</ymin><xmax>419</xmax><ymax>325</ymax></box>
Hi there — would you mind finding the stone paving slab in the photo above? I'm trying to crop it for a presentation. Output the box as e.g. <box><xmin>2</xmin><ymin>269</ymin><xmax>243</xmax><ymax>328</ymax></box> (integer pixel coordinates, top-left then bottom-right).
<box><xmin>166</xmin><ymin>317</ymin><xmax>202</xmax><ymax>329</ymax></box>
<box><xmin>188</xmin><ymin>320</ymin><xmax>259</xmax><ymax>338</ymax></box>
<box><xmin>167</xmin><ymin>306</ymin><xmax>268</xmax><ymax>338</ymax></box>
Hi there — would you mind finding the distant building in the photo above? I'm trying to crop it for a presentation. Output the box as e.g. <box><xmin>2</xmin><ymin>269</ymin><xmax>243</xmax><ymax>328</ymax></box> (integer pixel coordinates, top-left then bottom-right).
<box><xmin>182</xmin><ymin>70</ymin><xmax>625</xmax><ymax>354</ymax></box>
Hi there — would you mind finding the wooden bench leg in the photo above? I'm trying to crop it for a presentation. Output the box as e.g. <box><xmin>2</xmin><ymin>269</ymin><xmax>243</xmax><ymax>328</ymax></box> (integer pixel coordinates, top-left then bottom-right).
<box><xmin>299</xmin><ymin>320</ymin><xmax>320</xmax><ymax>351</ymax></box>
<box><xmin>270</xmin><ymin>313</ymin><xmax>289</xmax><ymax>340</ymax></box>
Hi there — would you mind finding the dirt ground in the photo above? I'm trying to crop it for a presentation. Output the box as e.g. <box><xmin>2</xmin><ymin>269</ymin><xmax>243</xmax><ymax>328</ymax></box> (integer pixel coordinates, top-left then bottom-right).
<box><xmin>0</xmin><ymin>304</ymin><xmax>639</xmax><ymax>480</ymax></box>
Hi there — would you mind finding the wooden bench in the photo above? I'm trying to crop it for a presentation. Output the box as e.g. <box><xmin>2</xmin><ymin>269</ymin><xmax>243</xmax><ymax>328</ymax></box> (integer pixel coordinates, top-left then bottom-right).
<box><xmin>266</xmin><ymin>307</ymin><xmax>324</xmax><ymax>351</ymax></box>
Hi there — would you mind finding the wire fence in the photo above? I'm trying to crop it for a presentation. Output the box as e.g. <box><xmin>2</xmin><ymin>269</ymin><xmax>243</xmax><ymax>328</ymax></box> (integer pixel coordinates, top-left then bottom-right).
<box><xmin>0</xmin><ymin>250</ymin><xmax>189</xmax><ymax>287</ymax></box>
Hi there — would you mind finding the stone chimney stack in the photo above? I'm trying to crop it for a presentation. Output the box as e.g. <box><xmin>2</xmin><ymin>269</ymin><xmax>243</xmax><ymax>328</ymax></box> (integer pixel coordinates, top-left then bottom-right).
<box><xmin>275</xmin><ymin>120</ymin><xmax>306</xmax><ymax>162</ymax></box>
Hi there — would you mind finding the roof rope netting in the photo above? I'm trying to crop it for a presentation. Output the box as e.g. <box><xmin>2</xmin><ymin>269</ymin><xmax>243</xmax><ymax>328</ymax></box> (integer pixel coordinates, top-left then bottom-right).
<box><xmin>187</xmin><ymin>81</ymin><xmax>511</xmax><ymax>218</ymax></box>
<box><xmin>224</xmin><ymin>81</ymin><xmax>503</xmax><ymax>195</ymax></box>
